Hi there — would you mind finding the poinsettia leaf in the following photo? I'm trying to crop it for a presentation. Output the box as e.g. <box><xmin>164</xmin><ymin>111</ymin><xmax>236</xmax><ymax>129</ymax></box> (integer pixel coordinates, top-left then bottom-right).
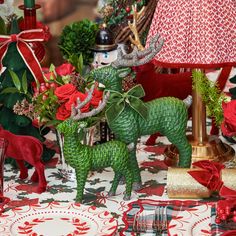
<box><xmin>9</xmin><ymin>70</ymin><xmax>21</xmax><ymax>91</ymax></box>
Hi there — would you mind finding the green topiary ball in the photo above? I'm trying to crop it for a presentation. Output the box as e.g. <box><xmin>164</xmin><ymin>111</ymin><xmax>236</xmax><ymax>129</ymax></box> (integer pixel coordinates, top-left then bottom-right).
<box><xmin>59</xmin><ymin>19</ymin><xmax>98</xmax><ymax>66</ymax></box>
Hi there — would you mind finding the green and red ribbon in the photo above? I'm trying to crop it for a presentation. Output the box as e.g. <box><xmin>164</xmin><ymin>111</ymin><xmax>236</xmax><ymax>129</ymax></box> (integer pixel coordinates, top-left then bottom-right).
<box><xmin>0</xmin><ymin>29</ymin><xmax>46</xmax><ymax>84</ymax></box>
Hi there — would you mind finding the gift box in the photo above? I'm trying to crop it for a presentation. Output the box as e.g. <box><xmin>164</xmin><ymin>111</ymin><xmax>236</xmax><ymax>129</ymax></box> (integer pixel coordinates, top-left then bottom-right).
<box><xmin>167</xmin><ymin>160</ymin><xmax>236</xmax><ymax>199</ymax></box>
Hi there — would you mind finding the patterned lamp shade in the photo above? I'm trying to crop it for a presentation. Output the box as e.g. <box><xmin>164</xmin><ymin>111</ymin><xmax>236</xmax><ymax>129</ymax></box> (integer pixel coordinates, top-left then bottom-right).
<box><xmin>146</xmin><ymin>0</ymin><xmax>236</xmax><ymax>68</ymax></box>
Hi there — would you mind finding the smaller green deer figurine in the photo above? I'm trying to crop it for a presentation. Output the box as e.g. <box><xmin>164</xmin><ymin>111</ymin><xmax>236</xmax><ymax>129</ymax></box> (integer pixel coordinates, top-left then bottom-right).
<box><xmin>57</xmin><ymin>115</ymin><xmax>133</xmax><ymax>202</ymax></box>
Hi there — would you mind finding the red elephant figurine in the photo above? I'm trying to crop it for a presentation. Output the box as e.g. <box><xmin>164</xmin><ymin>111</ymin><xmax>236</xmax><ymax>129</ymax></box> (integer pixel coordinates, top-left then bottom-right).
<box><xmin>0</xmin><ymin>126</ymin><xmax>47</xmax><ymax>193</ymax></box>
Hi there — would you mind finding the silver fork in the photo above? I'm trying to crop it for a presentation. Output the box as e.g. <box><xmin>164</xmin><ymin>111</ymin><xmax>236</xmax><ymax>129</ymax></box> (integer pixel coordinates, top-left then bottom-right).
<box><xmin>132</xmin><ymin>211</ymin><xmax>147</xmax><ymax>235</ymax></box>
<box><xmin>152</xmin><ymin>206</ymin><xmax>168</xmax><ymax>235</ymax></box>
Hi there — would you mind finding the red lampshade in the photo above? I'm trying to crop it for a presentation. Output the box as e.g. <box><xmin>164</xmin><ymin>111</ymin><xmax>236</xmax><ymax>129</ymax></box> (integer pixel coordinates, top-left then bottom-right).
<box><xmin>146</xmin><ymin>0</ymin><xmax>236</xmax><ymax>69</ymax></box>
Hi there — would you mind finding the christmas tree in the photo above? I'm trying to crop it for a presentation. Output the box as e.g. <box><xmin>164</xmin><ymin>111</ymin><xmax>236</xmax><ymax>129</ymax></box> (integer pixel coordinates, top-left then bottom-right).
<box><xmin>0</xmin><ymin>19</ymin><xmax>55</xmax><ymax>164</ymax></box>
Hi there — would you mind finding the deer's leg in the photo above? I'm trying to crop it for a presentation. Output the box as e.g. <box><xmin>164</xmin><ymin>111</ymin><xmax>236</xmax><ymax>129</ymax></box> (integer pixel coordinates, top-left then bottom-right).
<box><xmin>31</xmin><ymin>170</ymin><xmax>39</xmax><ymax>182</ymax></box>
<box><xmin>16</xmin><ymin>160</ymin><xmax>28</xmax><ymax>179</ymax></box>
<box><xmin>123</xmin><ymin>168</ymin><xmax>133</xmax><ymax>201</ymax></box>
<box><xmin>108</xmin><ymin>172</ymin><xmax>122</xmax><ymax>196</ymax></box>
<box><xmin>166</xmin><ymin>131</ymin><xmax>192</xmax><ymax>168</ymax></box>
<box><xmin>75</xmin><ymin>169</ymin><xmax>89</xmax><ymax>203</ymax></box>
<box><xmin>33</xmin><ymin>161</ymin><xmax>47</xmax><ymax>193</ymax></box>
<box><xmin>128</xmin><ymin>143</ymin><xmax>142</xmax><ymax>190</ymax></box>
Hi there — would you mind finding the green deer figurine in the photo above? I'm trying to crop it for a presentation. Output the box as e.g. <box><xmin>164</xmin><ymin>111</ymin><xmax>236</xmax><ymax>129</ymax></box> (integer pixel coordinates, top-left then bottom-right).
<box><xmin>57</xmin><ymin>90</ymin><xmax>133</xmax><ymax>202</ymax></box>
<box><xmin>87</xmin><ymin>33</ymin><xmax>192</xmax><ymax>189</ymax></box>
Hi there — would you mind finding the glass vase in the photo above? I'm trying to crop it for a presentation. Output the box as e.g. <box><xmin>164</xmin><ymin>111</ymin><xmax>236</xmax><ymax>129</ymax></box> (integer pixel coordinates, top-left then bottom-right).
<box><xmin>56</xmin><ymin>126</ymin><xmax>96</xmax><ymax>181</ymax></box>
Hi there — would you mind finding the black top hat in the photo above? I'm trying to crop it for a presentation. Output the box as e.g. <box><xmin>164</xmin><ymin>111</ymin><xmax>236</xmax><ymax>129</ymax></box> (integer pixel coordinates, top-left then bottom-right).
<box><xmin>91</xmin><ymin>24</ymin><xmax>118</xmax><ymax>52</ymax></box>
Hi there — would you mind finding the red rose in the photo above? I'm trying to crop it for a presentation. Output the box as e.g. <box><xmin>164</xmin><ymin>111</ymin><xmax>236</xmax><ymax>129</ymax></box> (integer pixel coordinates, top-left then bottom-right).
<box><xmin>56</xmin><ymin>103</ymin><xmax>71</xmax><ymax>121</ymax></box>
<box><xmin>221</xmin><ymin>100</ymin><xmax>236</xmax><ymax>137</ymax></box>
<box><xmin>54</xmin><ymin>84</ymin><xmax>77</xmax><ymax>101</ymax></box>
<box><xmin>90</xmin><ymin>89</ymin><xmax>103</xmax><ymax>108</ymax></box>
<box><xmin>55</xmin><ymin>63</ymin><xmax>75</xmax><ymax>76</ymax></box>
<box><xmin>65</xmin><ymin>92</ymin><xmax>90</xmax><ymax>113</ymax></box>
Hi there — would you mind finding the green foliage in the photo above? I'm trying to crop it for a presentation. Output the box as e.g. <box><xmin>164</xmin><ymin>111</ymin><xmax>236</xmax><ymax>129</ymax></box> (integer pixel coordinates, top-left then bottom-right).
<box><xmin>34</xmin><ymin>88</ymin><xmax>60</xmax><ymax>127</ymax></box>
<box><xmin>103</xmin><ymin>0</ymin><xmax>146</xmax><ymax>27</ymax></box>
<box><xmin>9</xmin><ymin>70</ymin><xmax>21</xmax><ymax>91</ymax></box>
<box><xmin>192</xmin><ymin>70</ymin><xmax>227</xmax><ymax>126</ymax></box>
<box><xmin>0</xmin><ymin>17</ymin><xmax>7</xmax><ymax>35</ymax></box>
<box><xmin>1</xmin><ymin>70</ymin><xmax>31</xmax><ymax>98</ymax></box>
<box><xmin>59</xmin><ymin>19</ymin><xmax>98</xmax><ymax>66</ymax></box>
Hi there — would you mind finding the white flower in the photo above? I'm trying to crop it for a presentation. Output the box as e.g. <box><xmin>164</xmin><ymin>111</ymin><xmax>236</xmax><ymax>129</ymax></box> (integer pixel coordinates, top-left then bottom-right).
<box><xmin>0</xmin><ymin>0</ymin><xmax>14</xmax><ymax>22</ymax></box>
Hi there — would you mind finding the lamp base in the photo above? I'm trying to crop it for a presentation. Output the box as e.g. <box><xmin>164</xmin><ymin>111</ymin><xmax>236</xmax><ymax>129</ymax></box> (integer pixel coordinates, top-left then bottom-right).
<box><xmin>164</xmin><ymin>135</ymin><xmax>235</xmax><ymax>166</ymax></box>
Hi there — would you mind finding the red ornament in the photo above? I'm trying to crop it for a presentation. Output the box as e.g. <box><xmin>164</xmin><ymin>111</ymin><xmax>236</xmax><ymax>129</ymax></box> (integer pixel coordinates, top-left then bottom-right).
<box><xmin>0</xmin><ymin>0</ymin><xmax>4</xmax><ymax>4</ymax></box>
<box><xmin>125</xmin><ymin>6</ymin><xmax>131</xmax><ymax>13</ymax></box>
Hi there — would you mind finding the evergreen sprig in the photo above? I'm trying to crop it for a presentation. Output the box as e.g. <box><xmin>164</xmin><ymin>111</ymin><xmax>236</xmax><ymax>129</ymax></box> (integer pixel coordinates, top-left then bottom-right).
<box><xmin>192</xmin><ymin>70</ymin><xmax>227</xmax><ymax>126</ymax></box>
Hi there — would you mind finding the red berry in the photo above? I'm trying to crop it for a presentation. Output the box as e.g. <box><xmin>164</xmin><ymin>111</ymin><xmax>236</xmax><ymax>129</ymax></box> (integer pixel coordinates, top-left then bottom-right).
<box><xmin>226</xmin><ymin>210</ymin><xmax>231</xmax><ymax>216</ymax></box>
<box><xmin>34</xmin><ymin>91</ymin><xmax>39</xmax><ymax>97</ymax></box>
<box><xmin>233</xmin><ymin>210</ymin><xmax>236</xmax><ymax>216</ymax></box>
<box><xmin>220</xmin><ymin>214</ymin><xmax>227</xmax><ymax>221</ymax></box>
<box><xmin>42</xmin><ymin>94</ymin><xmax>48</xmax><ymax>101</ymax></box>
<box><xmin>45</xmin><ymin>82</ymin><xmax>50</xmax><ymax>88</ymax></box>
<box><xmin>125</xmin><ymin>6</ymin><xmax>131</xmax><ymax>13</ymax></box>
<box><xmin>50</xmin><ymin>82</ymin><xmax>57</xmax><ymax>89</ymax></box>
<box><xmin>215</xmin><ymin>217</ymin><xmax>221</xmax><ymax>224</ymax></box>
<box><xmin>40</xmin><ymin>85</ymin><xmax>47</xmax><ymax>93</ymax></box>
<box><xmin>219</xmin><ymin>209</ymin><xmax>225</xmax><ymax>214</ymax></box>
<box><xmin>233</xmin><ymin>215</ymin><xmax>236</xmax><ymax>222</ymax></box>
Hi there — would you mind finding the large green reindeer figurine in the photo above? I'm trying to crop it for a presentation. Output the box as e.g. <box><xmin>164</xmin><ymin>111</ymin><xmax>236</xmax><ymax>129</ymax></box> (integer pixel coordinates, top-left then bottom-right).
<box><xmin>57</xmin><ymin>89</ymin><xmax>133</xmax><ymax>202</ymax></box>
<box><xmin>87</xmin><ymin>34</ymin><xmax>192</xmax><ymax>189</ymax></box>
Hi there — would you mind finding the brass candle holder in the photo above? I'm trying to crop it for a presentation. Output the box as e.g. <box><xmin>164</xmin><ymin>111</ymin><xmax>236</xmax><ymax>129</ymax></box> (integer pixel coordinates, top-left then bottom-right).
<box><xmin>165</xmin><ymin>78</ymin><xmax>235</xmax><ymax>166</ymax></box>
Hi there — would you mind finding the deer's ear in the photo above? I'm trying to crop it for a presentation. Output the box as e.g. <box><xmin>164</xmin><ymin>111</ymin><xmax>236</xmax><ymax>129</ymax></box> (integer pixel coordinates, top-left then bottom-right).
<box><xmin>117</xmin><ymin>68</ymin><xmax>131</xmax><ymax>79</ymax></box>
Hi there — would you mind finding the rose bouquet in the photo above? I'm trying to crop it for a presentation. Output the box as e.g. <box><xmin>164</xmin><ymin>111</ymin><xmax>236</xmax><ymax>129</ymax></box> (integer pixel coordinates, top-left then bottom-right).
<box><xmin>13</xmin><ymin>62</ymin><xmax>104</xmax><ymax>128</ymax></box>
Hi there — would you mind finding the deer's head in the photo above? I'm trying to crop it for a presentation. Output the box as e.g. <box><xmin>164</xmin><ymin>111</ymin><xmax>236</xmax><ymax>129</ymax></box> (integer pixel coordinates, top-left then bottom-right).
<box><xmin>90</xmin><ymin>66</ymin><xmax>131</xmax><ymax>91</ymax></box>
<box><xmin>57</xmin><ymin>120</ymin><xmax>88</xmax><ymax>138</ymax></box>
<box><xmin>57</xmin><ymin>119</ymin><xmax>79</xmax><ymax>135</ymax></box>
<box><xmin>90</xmin><ymin>33</ymin><xmax>164</xmax><ymax>91</ymax></box>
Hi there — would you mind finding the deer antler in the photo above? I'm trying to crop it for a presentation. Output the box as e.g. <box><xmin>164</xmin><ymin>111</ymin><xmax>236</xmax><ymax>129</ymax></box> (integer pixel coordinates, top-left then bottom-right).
<box><xmin>71</xmin><ymin>91</ymin><xmax>110</xmax><ymax>121</ymax></box>
<box><xmin>128</xmin><ymin>4</ymin><xmax>145</xmax><ymax>51</ymax></box>
<box><xmin>112</xmin><ymin>33</ymin><xmax>164</xmax><ymax>68</ymax></box>
<box><xmin>70</xmin><ymin>85</ymin><xmax>95</xmax><ymax>118</ymax></box>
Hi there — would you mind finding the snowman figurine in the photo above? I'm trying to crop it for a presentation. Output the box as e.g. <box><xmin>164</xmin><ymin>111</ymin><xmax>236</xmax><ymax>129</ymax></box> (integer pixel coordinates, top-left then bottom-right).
<box><xmin>91</xmin><ymin>24</ymin><xmax>118</xmax><ymax>143</ymax></box>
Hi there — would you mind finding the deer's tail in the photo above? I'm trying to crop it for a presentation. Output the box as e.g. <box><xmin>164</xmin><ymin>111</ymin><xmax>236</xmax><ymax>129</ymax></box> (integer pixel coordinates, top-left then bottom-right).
<box><xmin>183</xmin><ymin>95</ymin><xmax>192</xmax><ymax>108</ymax></box>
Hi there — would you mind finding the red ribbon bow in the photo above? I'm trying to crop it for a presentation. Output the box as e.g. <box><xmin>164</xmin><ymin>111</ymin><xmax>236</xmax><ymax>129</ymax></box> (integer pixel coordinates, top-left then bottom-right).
<box><xmin>0</xmin><ymin>29</ymin><xmax>46</xmax><ymax>84</ymax></box>
<box><xmin>188</xmin><ymin>160</ymin><xmax>236</xmax><ymax>197</ymax></box>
